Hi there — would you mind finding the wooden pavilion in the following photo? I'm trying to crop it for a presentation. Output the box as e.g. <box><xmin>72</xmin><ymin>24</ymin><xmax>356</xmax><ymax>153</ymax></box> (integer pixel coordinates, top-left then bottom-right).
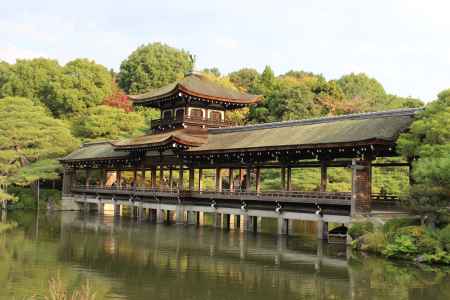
<box><xmin>60</xmin><ymin>72</ymin><xmax>420</xmax><ymax>238</ymax></box>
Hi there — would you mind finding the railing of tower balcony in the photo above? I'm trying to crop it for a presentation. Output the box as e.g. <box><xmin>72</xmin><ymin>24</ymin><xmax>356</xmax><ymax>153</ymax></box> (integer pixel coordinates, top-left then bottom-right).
<box><xmin>150</xmin><ymin>113</ymin><xmax>234</xmax><ymax>130</ymax></box>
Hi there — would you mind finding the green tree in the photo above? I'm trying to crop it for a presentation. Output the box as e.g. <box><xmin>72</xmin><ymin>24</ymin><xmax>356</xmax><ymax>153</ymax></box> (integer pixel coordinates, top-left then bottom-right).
<box><xmin>118</xmin><ymin>42</ymin><xmax>194</xmax><ymax>94</ymax></box>
<box><xmin>202</xmin><ymin>67</ymin><xmax>221</xmax><ymax>77</ymax></box>
<box><xmin>336</xmin><ymin>73</ymin><xmax>388</xmax><ymax>111</ymax></box>
<box><xmin>0</xmin><ymin>58</ymin><xmax>63</xmax><ymax>112</ymax></box>
<box><xmin>0</xmin><ymin>58</ymin><xmax>114</xmax><ymax>117</ymax></box>
<box><xmin>228</xmin><ymin>68</ymin><xmax>260</xmax><ymax>91</ymax></box>
<box><xmin>71</xmin><ymin>105</ymin><xmax>147</xmax><ymax>141</ymax></box>
<box><xmin>54</xmin><ymin>58</ymin><xmax>114</xmax><ymax>116</ymax></box>
<box><xmin>398</xmin><ymin>89</ymin><xmax>450</xmax><ymax>224</ymax></box>
<box><xmin>0</xmin><ymin>97</ymin><xmax>79</xmax><ymax>201</ymax></box>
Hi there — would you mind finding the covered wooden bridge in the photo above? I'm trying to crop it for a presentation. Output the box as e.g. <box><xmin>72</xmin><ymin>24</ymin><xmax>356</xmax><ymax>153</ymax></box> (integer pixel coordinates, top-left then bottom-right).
<box><xmin>60</xmin><ymin>72</ymin><xmax>419</xmax><ymax>239</ymax></box>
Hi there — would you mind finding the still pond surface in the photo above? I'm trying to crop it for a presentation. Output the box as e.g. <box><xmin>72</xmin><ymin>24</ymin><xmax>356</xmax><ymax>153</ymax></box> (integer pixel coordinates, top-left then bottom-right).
<box><xmin>0</xmin><ymin>211</ymin><xmax>449</xmax><ymax>300</ymax></box>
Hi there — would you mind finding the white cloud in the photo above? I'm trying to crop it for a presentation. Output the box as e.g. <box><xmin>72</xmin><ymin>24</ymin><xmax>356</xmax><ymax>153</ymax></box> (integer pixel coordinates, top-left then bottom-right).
<box><xmin>0</xmin><ymin>44</ymin><xmax>47</xmax><ymax>63</ymax></box>
<box><xmin>214</xmin><ymin>37</ymin><xmax>239</xmax><ymax>50</ymax></box>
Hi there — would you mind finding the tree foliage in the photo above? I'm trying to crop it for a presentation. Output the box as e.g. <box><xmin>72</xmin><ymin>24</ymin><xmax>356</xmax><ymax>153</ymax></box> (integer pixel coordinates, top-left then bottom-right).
<box><xmin>118</xmin><ymin>42</ymin><xmax>194</xmax><ymax>94</ymax></box>
<box><xmin>71</xmin><ymin>105</ymin><xmax>147</xmax><ymax>141</ymax></box>
<box><xmin>398</xmin><ymin>90</ymin><xmax>450</xmax><ymax>222</ymax></box>
<box><xmin>0</xmin><ymin>97</ymin><xmax>79</xmax><ymax>199</ymax></box>
<box><xmin>0</xmin><ymin>58</ymin><xmax>114</xmax><ymax>117</ymax></box>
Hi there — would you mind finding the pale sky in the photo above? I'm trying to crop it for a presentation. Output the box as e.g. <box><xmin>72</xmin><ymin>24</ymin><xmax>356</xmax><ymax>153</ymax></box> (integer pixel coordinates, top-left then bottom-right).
<box><xmin>1</xmin><ymin>0</ymin><xmax>449</xmax><ymax>102</ymax></box>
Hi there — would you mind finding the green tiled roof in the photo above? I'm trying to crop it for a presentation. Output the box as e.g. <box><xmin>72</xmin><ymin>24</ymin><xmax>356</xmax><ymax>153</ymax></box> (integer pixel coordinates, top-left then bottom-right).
<box><xmin>129</xmin><ymin>72</ymin><xmax>261</xmax><ymax>105</ymax></box>
<box><xmin>61</xmin><ymin>142</ymin><xmax>129</xmax><ymax>162</ymax></box>
<box><xmin>61</xmin><ymin>109</ymin><xmax>421</xmax><ymax>162</ymax></box>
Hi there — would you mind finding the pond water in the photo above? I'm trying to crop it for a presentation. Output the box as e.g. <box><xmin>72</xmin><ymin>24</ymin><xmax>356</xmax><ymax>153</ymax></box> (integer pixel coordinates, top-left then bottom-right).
<box><xmin>0</xmin><ymin>211</ymin><xmax>449</xmax><ymax>300</ymax></box>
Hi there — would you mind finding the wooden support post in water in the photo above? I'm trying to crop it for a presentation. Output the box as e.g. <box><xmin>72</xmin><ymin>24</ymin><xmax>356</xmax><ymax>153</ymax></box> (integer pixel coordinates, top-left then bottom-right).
<box><xmin>278</xmin><ymin>217</ymin><xmax>288</xmax><ymax>235</ymax></box>
<box><xmin>156</xmin><ymin>209</ymin><xmax>164</xmax><ymax>224</ymax></box>
<box><xmin>281</xmin><ymin>167</ymin><xmax>286</xmax><ymax>191</ymax></box>
<box><xmin>176</xmin><ymin>205</ymin><xmax>185</xmax><ymax>224</ymax></box>
<box><xmin>317</xmin><ymin>219</ymin><xmax>328</xmax><ymax>240</ymax></box>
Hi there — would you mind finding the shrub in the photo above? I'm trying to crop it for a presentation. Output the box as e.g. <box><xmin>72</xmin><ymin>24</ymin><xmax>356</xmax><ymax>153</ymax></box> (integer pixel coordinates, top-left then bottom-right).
<box><xmin>359</xmin><ymin>231</ymin><xmax>387</xmax><ymax>253</ymax></box>
<box><xmin>383</xmin><ymin>235</ymin><xmax>418</xmax><ymax>258</ymax></box>
<box><xmin>383</xmin><ymin>217</ymin><xmax>419</xmax><ymax>235</ymax></box>
<box><xmin>348</xmin><ymin>222</ymin><xmax>374</xmax><ymax>239</ymax></box>
<box><xmin>436</xmin><ymin>224</ymin><xmax>450</xmax><ymax>252</ymax></box>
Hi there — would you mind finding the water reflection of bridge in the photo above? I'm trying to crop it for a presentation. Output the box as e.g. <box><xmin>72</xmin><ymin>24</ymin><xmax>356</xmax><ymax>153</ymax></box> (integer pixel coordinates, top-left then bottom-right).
<box><xmin>61</xmin><ymin>213</ymin><xmax>352</xmax><ymax>299</ymax></box>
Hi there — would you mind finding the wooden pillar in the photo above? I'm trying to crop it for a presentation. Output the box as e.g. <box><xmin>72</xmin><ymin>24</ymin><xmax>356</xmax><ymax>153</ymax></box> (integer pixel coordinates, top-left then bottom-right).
<box><xmin>141</xmin><ymin>168</ymin><xmax>146</xmax><ymax>187</ymax></box>
<box><xmin>133</xmin><ymin>168</ymin><xmax>137</xmax><ymax>186</ymax></box>
<box><xmin>159</xmin><ymin>165</ymin><xmax>164</xmax><ymax>187</ymax></box>
<box><xmin>62</xmin><ymin>167</ymin><xmax>73</xmax><ymax>195</ymax></box>
<box><xmin>198</xmin><ymin>168</ymin><xmax>203</xmax><ymax>192</ymax></box>
<box><xmin>320</xmin><ymin>161</ymin><xmax>327</xmax><ymax>192</ymax></box>
<box><xmin>223</xmin><ymin>214</ymin><xmax>231</xmax><ymax>229</ymax></box>
<box><xmin>85</xmin><ymin>169</ymin><xmax>91</xmax><ymax>187</ymax></box>
<box><xmin>245</xmin><ymin>166</ymin><xmax>251</xmax><ymax>192</ymax></box>
<box><xmin>178</xmin><ymin>165</ymin><xmax>184</xmax><ymax>191</ymax></box>
<box><xmin>229</xmin><ymin>168</ymin><xmax>234</xmax><ymax>192</ymax></box>
<box><xmin>117</xmin><ymin>169</ymin><xmax>122</xmax><ymax>187</ymax></box>
<box><xmin>255</xmin><ymin>167</ymin><xmax>261</xmax><ymax>194</ymax></box>
<box><xmin>169</xmin><ymin>166</ymin><xmax>173</xmax><ymax>189</ymax></box>
<box><xmin>189</xmin><ymin>167</ymin><xmax>195</xmax><ymax>191</ymax></box>
<box><xmin>151</xmin><ymin>167</ymin><xmax>157</xmax><ymax>189</ymax></box>
<box><xmin>215</xmin><ymin>168</ymin><xmax>222</xmax><ymax>192</ymax></box>
<box><xmin>351</xmin><ymin>159</ymin><xmax>372</xmax><ymax>215</ymax></box>
<box><xmin>286</xmin><ymin>167</ymin><xmax>292</xmax><ymax>191</ymax></box>
<box><xmin>281</xmin><ymin>167</ymin><xmax>286</xmax><ymax>191</ymax></box>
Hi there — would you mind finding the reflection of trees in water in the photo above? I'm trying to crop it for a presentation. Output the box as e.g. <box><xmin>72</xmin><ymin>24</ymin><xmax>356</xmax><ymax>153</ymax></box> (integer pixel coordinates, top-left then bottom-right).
<box><xmin>349</xmin><ymin>254</ymin><xmax>450</xmax><ymax>300</ymax></box>
<box><xmin>61</xmin><ymin>215</ymin><xmax>450</xmax><ymax>300</ymax></box>
<box><xmin>2</xmin><ymin>212</ymin><xmax>450</xmax><ymax>300</ymax></box>
<box><xmin>0</xmin><ymin>227</ymin><xmax>112</xmax><ymax>299</ymax></box>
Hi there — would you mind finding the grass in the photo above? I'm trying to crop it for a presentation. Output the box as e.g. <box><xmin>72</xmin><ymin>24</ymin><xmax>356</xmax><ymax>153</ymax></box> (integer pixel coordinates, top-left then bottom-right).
<box><xmin>0</xmin><ymin>221</ymin><xmax>18</xmax><ymax>233</ymax></box>
<box><xmin>26</xmin><ymin>273</ymin><xmax>96</xmax><ymax>300</ymax></box>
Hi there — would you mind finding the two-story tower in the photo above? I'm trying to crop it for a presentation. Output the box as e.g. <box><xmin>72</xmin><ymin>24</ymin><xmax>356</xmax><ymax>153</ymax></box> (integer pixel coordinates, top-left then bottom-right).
<box><xmin>128</xmin><ymin>72</ymin><xmax>262</xmax><ymax>133</ymax></box>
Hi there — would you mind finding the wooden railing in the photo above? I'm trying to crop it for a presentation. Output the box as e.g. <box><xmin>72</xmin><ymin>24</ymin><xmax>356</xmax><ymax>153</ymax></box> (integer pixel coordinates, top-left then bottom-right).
<box><xmin>150</xmin><ymin>115</ymin><xmax>234</xmax><ymax>130</ymax></box>
<box><xmin>70</xmin><ymin>185</ymin><xmax>352</xmax><ymax>206</ymax></box>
